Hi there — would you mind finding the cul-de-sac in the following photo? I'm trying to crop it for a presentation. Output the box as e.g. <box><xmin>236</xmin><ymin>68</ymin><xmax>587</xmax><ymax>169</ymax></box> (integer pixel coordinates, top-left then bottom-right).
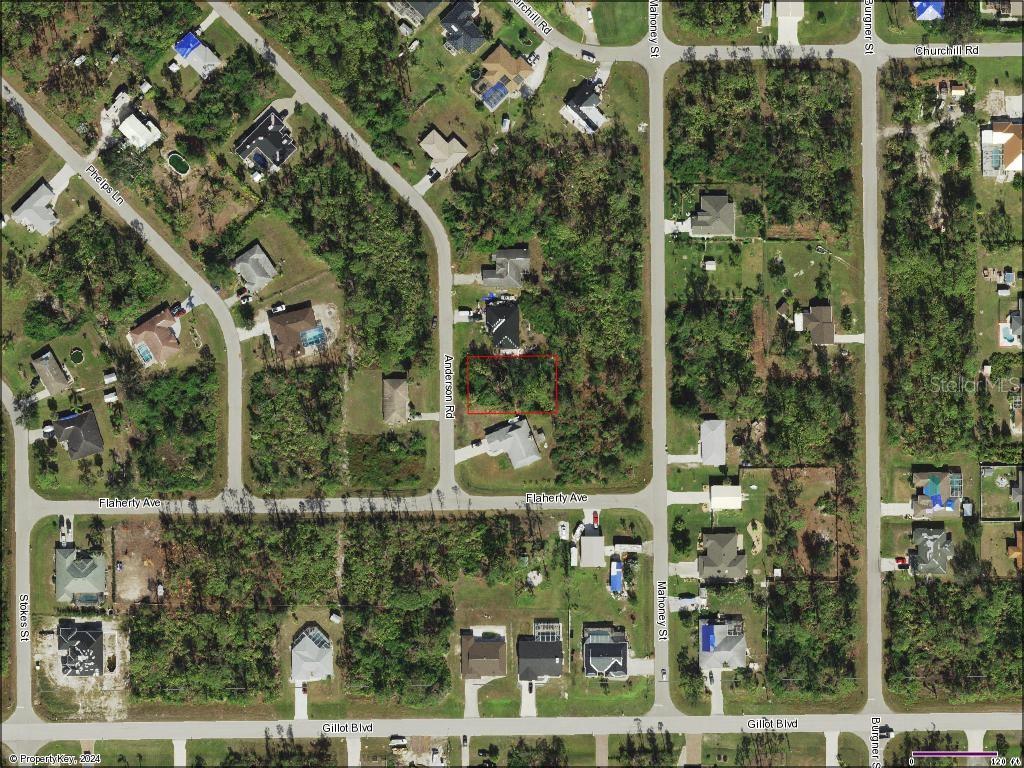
<box><xmin>0</xmin><ymin>1</ymin><xmax>1021</xmax><ymax>766</ymax></box>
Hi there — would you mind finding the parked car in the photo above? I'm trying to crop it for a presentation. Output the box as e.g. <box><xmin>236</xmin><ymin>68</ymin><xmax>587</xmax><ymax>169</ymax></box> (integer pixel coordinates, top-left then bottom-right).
<box><xmin>301</xmin><ymin>682</ymin><xmax>308</xmax><ymax>693</ymax></box>
<box><xmin>581</xmin><ymin>50</ymin><xmax>596</xmax><ymax>62</ymax></box>
<box><xmin>895</xmin><ymin>556</ymin><xmax>910</xmax><ymax>570</ymax></box>
<box><xmin>170</xmin><ymin>301</ymin><xmax>185</xmax><ymax>318</ymax></box>
<box><xmin>270</xmin><ymin>302</ymin><xmax>287</xmax><ymax>314</ymax></box>
<box><xmin>431</xmin><ymin>315</ymin><xmax>438</xmax><ymax>329</ymax></box>
<box><xmin>462</xmin><ymin>735</ymin><xmax>468</xmax><ymax>747</ymax></box>
<box><xmin>239</xmin><ymin>293</ymin><xmax>253</xmax><ymax>305</ymax></box>
<box><xmin>471</xmin><ymin>438</ymin><xmax>483</xmax><ymax>448</ymax></box>
<box><xmin>878</xmin><ymin>725</ymin><xmax>894</xmax><ymax>740</ymax></box>
<box><xmin>661</xmin><ymin>668</ymin><xmax>667</xmax><ymax>682</ymax></box>
<box><xmin>586</xmin><ymin>6</ymin><xmax>593</xmax><ymax>22</ymax></box>
<box><xmin>427</xmin><ymin>167</ymin><xmax>441</xmax><ymax>184</ymax></box>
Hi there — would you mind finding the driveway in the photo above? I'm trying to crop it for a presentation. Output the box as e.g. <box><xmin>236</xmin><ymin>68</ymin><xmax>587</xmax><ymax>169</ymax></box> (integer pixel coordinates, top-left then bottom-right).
<box><xmin>463</xmin><ymin>676</ymin><xmax>500</xmax><ymax>718</ymax></box>
<box><xmin>669</xmin><ymin>561</ymin><xmax>699</xmax><ymax>579</ymax></box>
<box><xmin>881</xmin><ymin>502</ymin><xmax>911</xmax><ymax>517</ymax></box>
<box><xmin>49</xmin><ymin>163</ymin><xmax>76</xmax><ymax>198</ymax></box>
<box><xmin>519</xmin><ymin>680</ymin><xmax>537</xmax><ymax>717</ymax></box>
<box><xmin>776</xmin><ymin>1</ymin><xmax>804</xmax><ymax>47</ymax></box>
<box><xmin>237</xmin><ymin>319</ymin><xmax>269</xmax><ymax>342</ymax></box>
<box><xmin>293</xmin><ymin>682</ymin><xmax>307</xmax><ymax>720</ymax></box>
<box><xmin>705</xmin><ymin>670</ymin><xmax>724</xmax><ymax>715</ymax></box>
<box><xmin>627</xmin><ymin>654</ymin><xmax>655</xmax><ymax>676</ymax></box>
<box><xmin>453</xmin><ymin>442</ymin><xmax>489</xmax><ymax>465</ymax></box>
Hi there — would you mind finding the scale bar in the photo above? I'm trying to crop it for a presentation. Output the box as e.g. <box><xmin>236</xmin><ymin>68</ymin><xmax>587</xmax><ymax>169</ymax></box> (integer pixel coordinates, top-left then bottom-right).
<box><xmin>912</xmin><ymin>751</ymin><xmax>999</xmax><ymax>757</ymax></box>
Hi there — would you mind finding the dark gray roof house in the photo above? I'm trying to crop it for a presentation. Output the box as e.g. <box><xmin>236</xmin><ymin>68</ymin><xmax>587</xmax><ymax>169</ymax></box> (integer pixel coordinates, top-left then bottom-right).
<box><xmin>700</xmin><ymin>419</ymin><xmax>727</xmax><ymax>467</ymax></box>
<box><xmin>582</xmin><ymin>623</ymin><xmax>628</xmax><ymax>678</ymax></box>
<box><xmin>517</xmin><ymin>619</ymin><xmax>563</xmax><ymax>681</ymax></box>
<box><xmin>58</xmin><ymin>618</ymin><xmax>103</xmax><ymax>677</ymax></box>
<box><xmin>798</xmin><ymin>303</ymin><xmax>836</xmax><ymax>345</ymax></box>
<box><xmin>562</xmin><ymin>78</ymin><xmax>608</xmax><ymax>134</ymax></box>
<box><xmin>31</xmin><ymin>346</ymin><xmax>71</xmax><ymax>396</ymax></box>
<box><xmin>440</xmin><ymin>1</ymin><xmax>487</xmax><ymax>53</ymax></box>
<box><xmin>55</xmin><ymin>547</ymin><xmax>106</xmax><ymax>605</ymax></box>
<box><xmin>698</xmin><ymin>530</ymin><xmax>747</xmax><ymax>582</ymax></box>
<box><xmin>53</xmin><ymin>408</ymin><xmax>104</xmax><ymax>461</ymax></box>
<box><xmin>912</xmin><ymin>526</ymin><xmax>954</xmax><ymax>576</ymax></box>
<box><xmin>690</xmin><ymin>192</ymin><xmax>736</xmax><ymax>238</ymax></box>
<box><xmin>484</xmin><ymin>300</ymin><xmax>520</xmax><ymax>350</ymax></box>
<box><xmin>234</xmin><ymin>106</ymin><xmax>296</xmax><ymax>174</ymax></box>
<box><xmin>481</xmin><ymin>247</ymin><xmax>531</xmax><ymax>289</ymax></box>
<box><xmin>232</xmin><ymin>242</ymin><xmax>278</xmax><ymax>293</ymax></box>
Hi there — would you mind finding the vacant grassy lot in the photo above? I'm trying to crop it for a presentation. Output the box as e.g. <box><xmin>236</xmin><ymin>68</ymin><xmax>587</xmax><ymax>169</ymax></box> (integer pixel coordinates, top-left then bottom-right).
<box><xmin>702</xmin><ymin>733</ymin><xmax>825</xmax><ymax>767</ymax></box>
<box><xmin>468</xmin><ymin>736</ymin><xmax>595</xmax><ymax>767</ymax></box>
<box><xmin>593</xmin><ymin>1</ymin><xmax>647</xmax><ymax>46</ymax></box>
<box><xmin>798</xmin><ymin>1</ymin><xmax>861</xmax><ymax>44</ymax></box>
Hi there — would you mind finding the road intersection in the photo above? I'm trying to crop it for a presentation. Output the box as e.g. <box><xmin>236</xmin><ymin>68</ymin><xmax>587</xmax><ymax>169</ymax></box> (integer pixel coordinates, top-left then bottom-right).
<box><xmin>3</xmin><ymin>1</ymin><xmax>1021</xmax><ymax>762</ymax></box>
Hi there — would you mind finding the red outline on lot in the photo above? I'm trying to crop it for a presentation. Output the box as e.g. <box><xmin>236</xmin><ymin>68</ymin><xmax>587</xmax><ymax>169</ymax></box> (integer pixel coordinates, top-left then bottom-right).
<box><xmin>465</xmin><ymin>354</ymin><xmax>559</xmax><ymax>415</ymax></box>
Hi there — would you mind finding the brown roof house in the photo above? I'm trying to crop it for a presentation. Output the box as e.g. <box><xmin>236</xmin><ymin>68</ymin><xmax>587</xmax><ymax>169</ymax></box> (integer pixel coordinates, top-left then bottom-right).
<box><xmin>474</xmin><ymin>42</ymin><xmax>534</xmax><ymax>112</ymax></box>
<box><xmin>31</xmin><ymin>346</ymin><xmax>72</xmax><ymax>396</ymax></box>
<box><xmin>127</xmin><ymin>306</ymin><xmax>180</xmax><ymax>367</ymax></box>
<box><xmin>419</xmin><ymin>126</ymin><xmax>468</xmax><ymax>179</ymax></box>
<box><xmin>267</xmin><ymin>302</ymin><xmax>327</xmax><ymax>359</ymax></box>
<box><xmin>382</xmin><ymin>373</ymin><xmax>410</xmax><ymax>425</ymax></box>
<box><xmin>460</xmin><ymin>628</ymin><xmax>507</xmax><ymax>679</ymax></box>
<box><xmin>796</xmin><ymin>303</ymin><xmax>836</xmax><ymax>345</ymax></box>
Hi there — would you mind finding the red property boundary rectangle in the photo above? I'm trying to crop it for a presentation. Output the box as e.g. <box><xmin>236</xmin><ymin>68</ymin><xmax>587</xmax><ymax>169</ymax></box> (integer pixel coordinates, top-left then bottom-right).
<box><xmin>465</xmin><ymin>353</ymin><xmax>559</xmax><ymax>415</ymax></box>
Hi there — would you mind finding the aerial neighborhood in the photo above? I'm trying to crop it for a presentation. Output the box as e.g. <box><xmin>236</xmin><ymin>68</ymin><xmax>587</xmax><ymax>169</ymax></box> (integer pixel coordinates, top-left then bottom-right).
<box><xmin>1</xmin><ymin>1</ymin><xmax>1022</xmax><ymax>766</ymax></box>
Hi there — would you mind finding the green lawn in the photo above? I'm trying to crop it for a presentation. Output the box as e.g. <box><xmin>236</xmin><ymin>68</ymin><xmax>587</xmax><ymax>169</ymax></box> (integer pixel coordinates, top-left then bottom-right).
<box><xmin>592</xmin><ymin>1</ymin><xmax>647</xmax><ymax>46</ymax></box>
<box><xmin>702</xmin><ymin>733</ymin><xmax>825</xmax><ymax>767</ymax></box>
<box><xmin>663</xmin><ymin>0</ymin><xmax>775</xmax><ymax>45</ymax></box>
<box><xmin>876</xmin><ymin>0</ymin><xmax>1024</xmax><ymax>43</ymax></box>
<box><xmin>668</xmin><ymin>576</ymin><xmax>711</xmax><ymax>715</ymax></box>
<box><xmin>838</xmin><ymin>733</ymin><xmax>869</xmax><ymax>768</ymax></box>
<box><xmin>798</xmin><ymin>1</ymin><xmax>861</xmax><ymax>44</ymax></box>
<box><xmin>35</xmin><ymin>741</ymin><xmax>173</xmax><ymax>766</ymax></box>
<box><xmin>669</xmin><ymin>506</ymin><xmax>708</xmax><ymax>560</ymax></box>
<box><xmin>608</xmin><ymin>731</ymin><xmax>684</xmax><ymax>766</ymax></box>
<box><xmin>985</xmin><ymin>731</ymin><xmax>1023</xmax><ymax>761</ymax></box>
<box><xmin>884</xmin><ymin>731</ymin><xmax>967</xmax><ymax>767</ymax></box>
<box><xmin>536</xmin><ymin>674</ymin><xmax>653</xmax><ymax>716</ymax></box>
<box><xmin>527</xmin><ymin>2</ymin><xmax>586</xmax><ymax>41</ymax></box>
<box><xmin>468</xmin><ymin>736</ymin><xmax>595</xmax><ymax>767</ymax></box>
<box><xmin>188</xmin><ymin>737</ymin><xmax>348</xmax><ymax>767</ymax></box>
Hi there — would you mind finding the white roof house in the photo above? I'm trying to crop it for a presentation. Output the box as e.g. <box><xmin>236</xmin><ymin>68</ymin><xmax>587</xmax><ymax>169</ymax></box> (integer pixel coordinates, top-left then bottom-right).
<box><xmin>290</xmin><ymin>623</ymin><xmax>333</xmax><ymax>683</ymax></box>
<box><xmin>709</xmin><ymin>485</ymin><xmax>744</xmax><ymax>511</ymax></box>
<box><xmin>118</xmin><ymin>112</ymin><xmax>162</xmax><ymax>150</ymax></box>
<box><xmin>232</xmin><ymin>243</ymin><xmax>278</xmax><ymax>293</ymax></box>
<box><xmin>699</xmin><ymin>419</ymin><xmax>727</xmax><ymax>467</ymax></box>
<box><xmin>11</xmin><ymin>179</ymin><xmax>59</xmax><ymax>235</ymax></box>
<box><xmin>419</xmin><ymin>127</ymin><xmax>468</xmax><ymax>178</ymax></box>
<box><xmin>579</xmin><ymin>532</ymin><xmax>606</xmax><ymax>568</ymax></box>
<box><xmin>484</xmin><ymin>417</ymin><xmax>541</xmax><ymax>470</ymax></box>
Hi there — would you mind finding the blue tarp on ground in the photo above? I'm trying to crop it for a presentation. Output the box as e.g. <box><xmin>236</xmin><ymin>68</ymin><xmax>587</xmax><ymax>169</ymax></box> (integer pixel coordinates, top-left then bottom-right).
<box><xmin>700</xmin><ymin>623</ymin><xmax>716</xmax><ymax>652</ymax></box>
<box><xmin>610</xmin><ymin>560</ymin><xmax>623</xmax><ymax>593</ymax></box>
<box><xmin>174</xmin><ymin>31</ymin><xmax>201</xmax><ymax>58</ymax></box>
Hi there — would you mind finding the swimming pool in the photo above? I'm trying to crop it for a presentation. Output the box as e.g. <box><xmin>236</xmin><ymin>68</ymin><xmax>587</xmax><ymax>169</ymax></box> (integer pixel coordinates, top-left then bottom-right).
<box><xmin>300</xmin><ymin>324</ymin><xmax>326</xmax><ymax>348</ymax></box>
<box><xmin>136</xmin><ymin>342</ymin><xmax>154</xmax><ymax>364</ymax></box>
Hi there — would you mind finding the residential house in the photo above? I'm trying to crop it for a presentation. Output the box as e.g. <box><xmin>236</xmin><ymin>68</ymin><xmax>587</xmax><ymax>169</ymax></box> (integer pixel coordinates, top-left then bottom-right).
<box><xmin>481</xmin><ymin>247</ymin><xmax>531</xmax><ymax>289</ymax></box>
<box><xmin>57</xmin><ymin>619</ymin><xmax>103</xmax><ymax>677</ymax></box>
<box><xmin>911</xmin><ymin>526</ymin><xmax>954</xmax><ymax>576</ymax></box>
<box><xmin>440</xmin><ymin>1</ymin><xmax>486</xmax><ymax>54</ymax></box>
<box><xmin>913</xmin><ymin>1</ymin><xmax>944</xmax><ymax>21</ymax></box>
<box><xmin>118</xmin><ymin>111</ymin><xmax>162</xmax><ymax>150</ymax></box>
<box><xmin>912</xmin><ymin>469</ymin><xmax>963</xmax><ymax>514</ymax></box>
<box><xmin>234</xmin><ymin>107</ymin><xmax>297</xmax><ymax>179</ymax></box>
<box><xmin>560</xmin><ymin>77</ymin><xmax>608</xmax><ymax>135</ymax></box>
<box><xmin>698</xmin><ymin>615</ymin><xmax>747</xmax><ymax>670</ymax></box>
<box><xmin>387</xmin><ymin>0</ymin><xmax>442</xmax><ymax>27</ymax></box>
<box><xmin>31</xmin><ymin>346</ymin><xmax>71</xmax><ymax>396</ymax></box>
<box><xmin>483</xmin><ymin>416</ymin><xmax>541</xmax><ymax>469</ymax></box>
<box><xmin>699</xmin><ymin>419</ymin><xmax>727</xmax><ymax>467</ymax></box>
<box><xmin>268</xmin><ymin>303</ymin><xmax>326</xmax><ymax>358</ymax></box>
<box><xmin>582</xmin><ymin>623</ymin><xmax>628</xmax><ymax>678</ymax></box>
<box><xmin>100</xmin><ymin>88</ymin><xmax>134</xmax><ymax>136</ymax></box>
<box><xmin>11</xmin><ymin>179</ymin><xmax>59</xmax><ymax>235</ymax></box>
<box><xmin>484</xmin><ymin>299</ymin><xmax>520</xmax><ymax>352</ymax></box>
<box><xmin>579</xmin><ymin>524</ymin><xmax>605</xmax><ymax>568</ymax></box>
<box><xmin>173</xmin><ymin>31</ymin><xmax>222</xmax><ymax>79</ymax></box>
<box><xmin>709</xmin><ymin>484</ymin><xmax>744</xmax><ymax>511</ymax></box>
<box><xmin>981</xmin><ymin>0</ymin><xmax>1023</xmax><ymax>18</ymax></box>
<box><xmin>52</xmin><ymin>408</ymin><xmax>105</xmax><ymax>461</ymax></box>
<box><xmin>475</xmin><ymin>43</ymin><xmax>534</xmax><ymax>112</ymax></box>
<box><xmin>999</xmin><ymin>295</ymin><xmax>1022</xmax><ymax>347</ymax></box>
<box><xmin>795</xmin><ymin>302</ymin><xmax>836</xmax><ymax>345</ymax></box>
<box><xmin>290</xmin><ymin>622</ymin><xmax>333</xmax><ymax>682</ymax></box>
<box><xmin>460</xmin><ymin>629</ymin><xmax>507</xmax><ymax>678</ymax></box>
<box><xmin>981</xmin><ymin>117</ymin><xmax>1023</xmax><ymax>181</ymax></box>
<box><xmin>419</xmin><ymin>126</ymin><xmax>468</xmax><ymax>179</ymax></box>
<box><xmin>382</xmin><ymin>373</ymin><xmax>410</xmax><ymax>425</ymax></box>
<box><xmin>232</xmin><ymin>242</ymin><xmax>279</xmax><ymax>293</ymax></box>
<box><xmin>127</xmin><ymin>306</ymin><xmax>180</xmax><ymax>367</ymax></box>
<box><xmin>517</xmin><ymin>619</ymin><xmax>563</xmax><ymax>681</ymax></box>
<box><xmin>698</xmin><ymin>530</ymin><xmax>747</xmax><ymax>582</ymax></box>
<box><xmin>689</xmin><ymin>192</ymin><xmax>736</xmax><ymax>238</ymax></box>
<box><xmin>55</xmin><ymin>547</ymin><xmax>106</xmax><ymax>605</ymax></box>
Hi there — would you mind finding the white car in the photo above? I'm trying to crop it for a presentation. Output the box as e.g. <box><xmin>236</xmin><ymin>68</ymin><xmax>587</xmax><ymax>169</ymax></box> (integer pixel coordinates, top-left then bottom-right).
<box><xmin>586</xmin><ymin>7</ymin><xmax>593</xmax><ymax>23</ymax></box>
<box><xmin>581</xmin><ymin>50</ymin><xmax>596</xmax><ymax>63</ymax></box>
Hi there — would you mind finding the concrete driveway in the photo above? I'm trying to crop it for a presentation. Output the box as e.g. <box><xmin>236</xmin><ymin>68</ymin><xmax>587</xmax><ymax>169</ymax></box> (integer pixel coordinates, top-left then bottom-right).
<box><xmin>705</xmin><ymin>670</ymin><xmax>724</xmax><ymax>715</ymax></box>
<box><xmin>776</xmin><ymin>1</ymin><xmax>804</xmax><ymax>47</ymax></box>
<box><xmin>463</xmin><ymin>676</ymin><xmax>501</xmax><ymax>718</ymax></box>
<box><xmin>293</xmin><ymin>682</ymin><xmax>308</xmax><ymax>720</ymax></box>
<box><xmin>519</xmin><ymin>680</ymin><xmax>537</xmax><ymax>717</ymax></box>
<box><xmin>669</xmin><ymin>561</ymin><xmax>699</xmax><ymax>578</ymax></box>
<box><xmin>454</xmin><ymin>442</ymin><xmax>489</xmax><ymax>465</ymax></box>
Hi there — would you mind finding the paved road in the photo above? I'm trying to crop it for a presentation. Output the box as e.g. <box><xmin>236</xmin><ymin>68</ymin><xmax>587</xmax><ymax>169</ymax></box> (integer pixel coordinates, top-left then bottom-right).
<box><xmin>0</xmin><ymin>79</ymin><xmax>245</xmax><ymax>492</ymax></box>
<box><xmin>4</xmin><ymin>0</ymin><xmax>1023</xmax><ymax>756</ymax></box>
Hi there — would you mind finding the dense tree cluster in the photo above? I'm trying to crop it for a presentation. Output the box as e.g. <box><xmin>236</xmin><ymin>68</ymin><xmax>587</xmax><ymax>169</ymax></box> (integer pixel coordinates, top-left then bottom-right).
<box><xmin>444</xmin><ymin>128</ymin><xmax>646</xmax><ymax>485</ymax></box>
<box><xmin>881</xmin><ymin>130</ymin><xmax>976</xmax><ymax>453</ymax></box>
<box><xmin>124</xmin><ymin>348</ymin><xmax>221</xmax><ymax>493</ymax></box>
<box><xmin>248</xmin><ymin>2</ymin><xmax>409</xmax><ymax>152</ymax></box>
<box><xmin>217</xmin><ymin>731</ymin><xmax>335</xmax><ymax>768</ymax></box>
<box><xmin>248</xmin><ymin>362</ymin><xmax>346</xmax><ymax>495</ymax></box>
<box><xmin>340</xmin><ymin>513</ymin><xmax>539</xmax><ymax>704</ymax></box>
<box><xmin>666</xmin><ymin>58</ymin><xmax>855</xmax><ymax>231</ymax></box>
<box><xmin>505</xmin><ymin>737</ymin><xmax>570</xmax><ymax>768</ymax></box>
<box><xmin>22</xmin><ymin>211</ymin><xmax>167</xmax><ymax>330</ymax></box>
<box><xmin>667</xmin><ymin>268</ymin><xmax>761</xmax><ymax>420</ymax></box>
<box><xmin>1</xmin><ymin>100</ymin><xmax>31</xmax><ymax>161</ymax></box>
<box><xmin>885</xmin><ymin>576</ymin><xmax>1022</xmax><ymax>703</ymax></box>
<box><xmin>267</xmin><ymin>118</ymin><xmax>431</xmax><ymax>368</ymax></box>
<box><xmin>613</xmin><ymin>730</ymin><xmax>679</xmax><ymax>768</ymax></box>
<box><xmin>126</xmin><ymin>514</ymin><xmax>337</xmax><ymax>702</ymax></box>
<box><xmin>669</xmin><ymin>0</ymin><xmax>761</xmax><ymax>35</ymax></box>
<box><xmin>465</xmin><ymin>349</ymin><xmax>557</xmax><ymax>413</ymax></box>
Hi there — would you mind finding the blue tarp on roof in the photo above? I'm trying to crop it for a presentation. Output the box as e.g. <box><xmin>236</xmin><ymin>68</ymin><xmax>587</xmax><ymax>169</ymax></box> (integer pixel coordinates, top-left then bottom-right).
<box><xmin>174</xmin><ymin>31</ymin><xmax>201</xmax><ymax>58</ymax></box>
<box><xmin>610</xmin><ymin>560</ymin><xmax>623</xmax><ymax>593</ymax></box>
<box><xmin>700</xmin><ymin>624</ymin><xmax>716</xmax><ymax>652</ymax></box>
<box><xmin>914</xmin><ymin>1</ymin><xmax>944</xmax><ymax>21</ymax></box>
